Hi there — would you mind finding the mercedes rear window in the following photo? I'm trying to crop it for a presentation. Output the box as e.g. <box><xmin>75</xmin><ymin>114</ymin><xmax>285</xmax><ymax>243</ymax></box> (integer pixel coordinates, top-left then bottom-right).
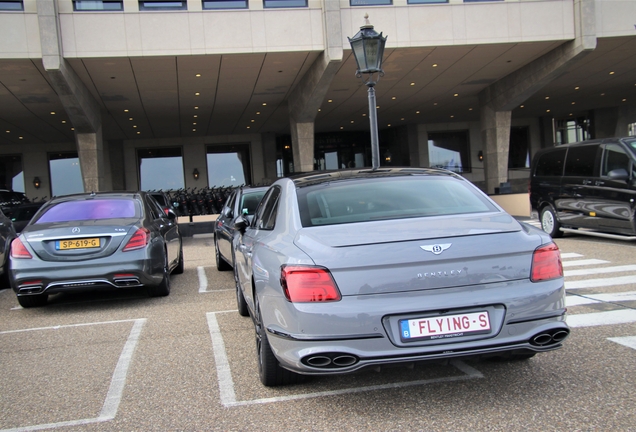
<box><xmin>296</xmin><ymin>176</ymin><xmax>497</xmax><ymax>227</ymax></box>
<box><xmin>34</xmin><ymin>199</ymin><xmax>140</xmax><ymax>223</ymax></box>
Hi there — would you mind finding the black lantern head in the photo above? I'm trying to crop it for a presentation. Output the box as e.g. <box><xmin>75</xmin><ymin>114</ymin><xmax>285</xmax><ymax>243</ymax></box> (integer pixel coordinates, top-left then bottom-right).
<box><xmin>33</xmin><ymin>177</ymin><xmax>41</xmax><ymax>189</ymax></box>
<box><xmin>348</xmin><ymin>14</ymin><xmax>387</xmax><ymax>77</ymax></box>
<box><xmin>193</xmin><ymin>168</ymin><xmax>200</xmax><ymax>180</ymax></box>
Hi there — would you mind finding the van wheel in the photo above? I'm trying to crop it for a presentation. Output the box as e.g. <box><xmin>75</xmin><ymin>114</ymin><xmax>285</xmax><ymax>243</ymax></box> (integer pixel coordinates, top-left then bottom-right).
<box><xmin>540</xmin><ymin>207</ymin><xmax>563</xmax><ymax>238</ymax></box>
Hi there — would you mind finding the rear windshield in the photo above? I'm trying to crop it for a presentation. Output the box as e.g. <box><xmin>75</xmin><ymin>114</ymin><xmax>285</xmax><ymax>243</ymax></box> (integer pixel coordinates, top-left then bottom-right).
<box><xmin>297</xmin><ymin>176</ymin><xmax>497</xmax><ymax>227</ymax></box>
<box><xmin>34</xmin><ymin>199</ymin><xmax>140</xmax><ymax>223</ymax></box>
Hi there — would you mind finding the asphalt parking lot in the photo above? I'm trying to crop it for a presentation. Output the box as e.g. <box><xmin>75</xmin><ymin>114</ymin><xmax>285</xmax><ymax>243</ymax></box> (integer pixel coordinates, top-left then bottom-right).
<box><xmin>1</xmin><ymin>231</ymin><xmax>636</xmax><ymax>431</ymax></box>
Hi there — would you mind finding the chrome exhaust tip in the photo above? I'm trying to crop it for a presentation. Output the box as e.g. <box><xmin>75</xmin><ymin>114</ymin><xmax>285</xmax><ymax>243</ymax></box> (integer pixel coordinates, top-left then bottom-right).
<box><xmin>302</xmin><ymin>352</ymin><xmax>359</xmax><ymax>369</ymax></box>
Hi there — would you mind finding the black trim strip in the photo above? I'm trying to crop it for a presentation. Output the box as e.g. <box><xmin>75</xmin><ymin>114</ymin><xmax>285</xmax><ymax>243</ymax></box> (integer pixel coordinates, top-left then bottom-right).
<box><xmin>267</xmin><ymin>327</ymin><xmax>384</xmax><ymax>342</ymax></box>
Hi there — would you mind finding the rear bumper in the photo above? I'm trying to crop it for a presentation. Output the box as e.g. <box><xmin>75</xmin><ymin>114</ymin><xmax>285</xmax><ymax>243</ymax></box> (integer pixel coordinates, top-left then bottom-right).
<box><xmin>10</xmin><ymin>254</ymin><xmax>161</xmax><ymax>296</ymax></box>
<box><xmin>260</xmin><ymin>277</ymin><xmax>568</xmax><ymax>375</ymax></box>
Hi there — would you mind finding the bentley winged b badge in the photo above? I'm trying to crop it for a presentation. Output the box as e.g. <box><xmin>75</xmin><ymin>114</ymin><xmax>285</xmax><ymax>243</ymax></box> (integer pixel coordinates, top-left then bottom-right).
<box><xmin>420</xmin><ymin>243</ymin><xmax>452</xmax><ymax>255</ymax></box>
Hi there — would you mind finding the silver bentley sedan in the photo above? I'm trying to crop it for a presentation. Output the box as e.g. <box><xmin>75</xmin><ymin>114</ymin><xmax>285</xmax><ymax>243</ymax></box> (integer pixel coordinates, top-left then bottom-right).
<box><xmin>233</xmin><ymin>168</ymin><xmax>568</xmax><ymax>386</ymax></box>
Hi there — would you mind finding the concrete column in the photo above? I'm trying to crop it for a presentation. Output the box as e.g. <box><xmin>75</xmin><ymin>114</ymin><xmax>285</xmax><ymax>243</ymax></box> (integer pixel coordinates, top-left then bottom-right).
<box><xmin>261</xmin><ymin>133</ymin><xmax>278</xmax><ymax>184</ymax></box>
<box><xmin>108</xmin><ymin>140</ymin><xmax>126</xmax><ymax>190</ymax></box>
<box><xmin>286</xmin><ymin>1</ymin><xmax>343</xmax><ymax>172</ymax></box>
<box><xmin>76</xmin><ymin>129</ymin><xmax>105</xmax><ymax>193</ymax></box>
<box><xmin>37</xmin><ymin>0</ymin><xmax>105</xmax><ymax>191</ymax></box>
<box><xmin>480</xmin><ymin>106</ymin><xmax>512</xmax><ymax>194</ymax></box>
<box><xmin>290</xmin><ymin>120</ymin><xmax>315</xmax><ymax>173</ymax></box>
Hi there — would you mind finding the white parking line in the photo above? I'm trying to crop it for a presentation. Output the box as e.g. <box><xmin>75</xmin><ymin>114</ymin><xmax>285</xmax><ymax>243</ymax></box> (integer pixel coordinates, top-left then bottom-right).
<box><xmin>566</xmin><ymin>275</ymin><xmax>636</xmax><ymax>290</ymax></box>
<box><xmin>562</xmin><ymin>259</ymin><xmax>610</xmax><ymax>268</ymax></box>
<box><xmin>205</xmin><ymin>311</ymin><xmax>483</xmax><ymax>408</ymax></box>
<box><xmin>564</xmin><ymin>265</ymin><xmax>636</xmax><ymax>277</ymax></box>
<box><xmin>560</xmin><ymin>253</ymin><xmax>584</xmax><ymax>259</ymax></box>
<box><xmin>567</xmin><ymin>310</ymin><xmax>636</xmax><ymax>328</ymax></box>
<box><xmin>567</xmin><ymin>291</ymin><xmax>636</xmax><ymax>307</ymax></box>
<box><xmin>608</xmin><ymin>336</ymin><xmax>636</xmax><ymax>351</ymax></box>
<box><xmin>198</xmin><ymin>266</ymin><xmax>208</xmax><ymax>293</ymax></box>
<box><xmin>0</xmin><ymin>318</ymin><xmax>146</xmax><ymax>432</ymax></box>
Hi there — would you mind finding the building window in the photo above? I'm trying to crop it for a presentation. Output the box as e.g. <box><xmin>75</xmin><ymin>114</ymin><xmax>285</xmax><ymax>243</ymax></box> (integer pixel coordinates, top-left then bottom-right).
<box><xmin>202</xmin><ymin>0</ymin><xmax>247</xmax><ymax>9</ymax></box>
<box><xmin>49</xmin><ymin>153</ymin><xmax>83</xmax><ymax>197</ymax></box>
<box><xmin>207</xmin><ymin>144</ymin><xmax>251</xmax><ymax>187</ymax></box>
<box><xmin>628</xmin><ymin>122</ymin><xmax>636</xmax><ymax>137</ymax></box>
<box><xmin>263</xmin><ymin>0</ymin><xmax>306</xmax><ymax>7</ymax></box>
<box><xmin>137</xmin><ymin>148</ymin><xmax>185</xmax><ymax>191</ymax></box>
<box><xmin>0</xmin><ymin>155</ymin><xmax>24</xmax><ymax>193</ymax></box>
<box><xmin>508</xmin><ymin>126</ymin><xmax>530</xmax><ymax>169</ymax></box>
<box><xmin>139</xmin><ymin>1</ymin><xmax>187</xmax><ymax>11</ymax></box>
<box><xmin>0</xmin><ymin>1</ymin><xmax>22</xmax><ymax>10</ymax></box>
<box><xmin>428</xmin><ymin>130</ymin><xmax>471</xmax><ymax>174</ymax></box>
<box><xmin>554</xmin><ymin>117</ymin><xmax>591</xmax><ymax>145</ymax></box>
<box><xmin>407</xmin><ymin>0</ymin><xmax>447</xmax><ymax>3</ymax></box>
<box><xmin>350</xmin><ymin>0</ymin><xmax>391</xmax><ymax>5</ymax></box>
<box><xmin>73</xmin><ymin>1</ymin><xmax>123</xmax><ymax>10</ymax></box>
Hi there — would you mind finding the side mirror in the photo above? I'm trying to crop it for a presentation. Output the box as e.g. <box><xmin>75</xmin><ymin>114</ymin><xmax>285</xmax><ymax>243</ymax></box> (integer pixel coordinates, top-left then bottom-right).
<box><xmin>607</xmin><ymin>168</ymin><xmax>629</xmax><ymax>181</ymax></box>
<box><xmin>234</xmin><ymin>215</ymin><xmax>249</xmax><ymax>235</ymax></box>
<box><xmin>166</xmin><ymin>209</ymin><xmax>178</xmax><ymax>220</ymax></box>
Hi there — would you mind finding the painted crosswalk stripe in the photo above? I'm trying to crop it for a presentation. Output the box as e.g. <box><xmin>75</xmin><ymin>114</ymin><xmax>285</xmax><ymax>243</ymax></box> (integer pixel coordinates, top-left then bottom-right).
<box><xmin>564</xmin><ymin>264</ymin><xmax>636</xmax><ymax>277</ymax></box>
<box><xmin>566</xmin><ymin>291</ymin><xmax>636</xmax><ymax>307</ymax></box>
<box><xmin>567</xmin><ymin>310</ymin><xmax>636</xmax><ymax>327</ymax></box>
<box><xmin>562</xmin><ymin>259</ymin><xmax>610</xmax><ymax>268</ymax></box>
<box><xmin>561</xmin><ymin>253</ymin><xmax>584</xmax><ymax>259</ymax></box>
<box><xmin>607</xmin><ymin>336</ymin><xmax>636</xmax><ymax>351</ymax></box>
<box><xmin>566</xmin><ymin>275</ymin><xmax>636</xmax><ymax>290</ymax></box>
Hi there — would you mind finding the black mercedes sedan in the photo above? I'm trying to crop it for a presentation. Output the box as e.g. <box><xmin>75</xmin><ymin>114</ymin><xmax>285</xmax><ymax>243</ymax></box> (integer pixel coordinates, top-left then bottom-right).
<box><xmin>9</xmin><ymin>191</ymin><xmax>183</xmax><ymax>308</ymax></box>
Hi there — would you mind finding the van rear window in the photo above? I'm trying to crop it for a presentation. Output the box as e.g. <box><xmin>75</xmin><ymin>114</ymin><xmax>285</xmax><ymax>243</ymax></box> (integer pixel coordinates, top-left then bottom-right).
<box><xmin>535</xmin><ymin>148</ymin><xmax>566</xmax><ymax>176</ymax></box>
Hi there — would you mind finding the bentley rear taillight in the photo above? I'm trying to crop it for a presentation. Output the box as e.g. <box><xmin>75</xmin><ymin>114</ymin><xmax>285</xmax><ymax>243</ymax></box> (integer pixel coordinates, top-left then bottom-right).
<box><xmin>531</xmin><ymin>242</ymin><xmax>563</xmax><ymax>282</ymax></box>
<box><xmin>280</xmin><ymin>265</ymin><xmax>341</xmax><ymax>303</ymax></box>
<box><xmin>11</xmin><ymin>238</ymin><xmax>32</xmax><ymax>259</ymax></box>
<box><xmin>123</xmin><ymin>228</ymin><xmax>149</xmax><ymax>251</ymax></box>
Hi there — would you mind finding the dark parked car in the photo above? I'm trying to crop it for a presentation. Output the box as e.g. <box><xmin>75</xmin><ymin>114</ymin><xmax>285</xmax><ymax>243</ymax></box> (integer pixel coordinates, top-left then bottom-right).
<box><xmin>9</xmin><ymin>191</ymin><xmax>183</xmax><ymax>308</ymax></box>
<box><xmin>4</xmin><ymin>201</ymin><xmax>46</xmax><ymax>233</ymax></box>
<box><xmin>149</xmin><ymin>191</ymin><xmax>179</xmax><ymax>216</ymax></box>
<box><xmin>0</xmin><ymin>208</ymin><xmax>17</xmax><ymax>288</ymax></box>
<box><xmin>214</xmin><ymin>186</ymin><xmax>268</xmax><ymax>271</ymax></box>
<box><xmin>530</xmin><ymin>137</ymin><xmax>636</xmax><ymax>240</ymax></box>
<box><xmin>0</xmin><ymin>189</ymin><xmax>29</xmax><ymax>212</ymax></box>
<box><xmin>233</xmin><ymin>168</ymin><xmax>568</xmax><ymax>386</ymax></box>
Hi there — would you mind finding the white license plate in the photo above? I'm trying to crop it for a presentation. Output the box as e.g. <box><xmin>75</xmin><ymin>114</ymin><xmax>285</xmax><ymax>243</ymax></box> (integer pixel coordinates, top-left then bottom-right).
<box><xmin>400</xmin><ymin>311</ymin><xmax>491</xmax><ymax>341</ymax></box>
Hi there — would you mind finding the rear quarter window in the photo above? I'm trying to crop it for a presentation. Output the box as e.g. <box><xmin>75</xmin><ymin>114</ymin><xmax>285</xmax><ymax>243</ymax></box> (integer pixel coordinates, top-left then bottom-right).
<box><xmin>297</xmin><ymin>176</ymin><xmax>496</xmax><ymax>227</ymax></box>
<box><xmin>534</xmin><ymin>148</ymin><xmax>566</xmax><ymax>177</ymax></box>
<box><xmin>34</xmin><ymin>199</ymin><xmax>140</xmax><ymax>223</ymax></box>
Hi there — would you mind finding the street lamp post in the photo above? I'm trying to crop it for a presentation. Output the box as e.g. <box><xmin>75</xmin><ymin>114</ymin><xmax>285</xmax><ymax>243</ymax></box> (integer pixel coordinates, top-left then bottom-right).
<box><xmin>348</xmin><ymin>14</ymin><xmax>387</xmax><ymax>170</ymax></box>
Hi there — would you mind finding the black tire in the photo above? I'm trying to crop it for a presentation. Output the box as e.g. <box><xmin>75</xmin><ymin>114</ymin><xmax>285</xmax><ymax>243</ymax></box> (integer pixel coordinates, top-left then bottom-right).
<box><xmin>234</xmin><ymin>265</ymin><xmax>249</xmax><ymax>317</ymax></box>
<box><xmin>173</xmin><ymin>244</ymin><xmax>184</xmax><ymax>275</ymax></box>
<box><xmin>17</xmin><ymin>294</ymin><xmax>48</xmax><ymax>308</ymax></box>
<box><xmin>254</xmin><ymin>300</ymin><xmax>302</xmax><ymax>386</ymax></box>
<box><xmin>215</xmin><ymin>240</ymin><xmax>232</xmax><ymax>271</ymax></box>
<box><xmin>149</xmin><ymin>252</ymin><xmax>171</xmax><ymax>297</ymax></box>
<box><xmin>540</xmin><ymin>206</ymin><xmax>563</xmax><ymax>238</ymax></box>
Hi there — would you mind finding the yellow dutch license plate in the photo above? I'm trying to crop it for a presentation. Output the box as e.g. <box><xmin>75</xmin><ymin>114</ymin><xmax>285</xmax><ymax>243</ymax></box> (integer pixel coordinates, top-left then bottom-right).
<box><xmin>56</xmin><ymin>238</ymin><xmax>101</xmax><ymax>250</ymax></box>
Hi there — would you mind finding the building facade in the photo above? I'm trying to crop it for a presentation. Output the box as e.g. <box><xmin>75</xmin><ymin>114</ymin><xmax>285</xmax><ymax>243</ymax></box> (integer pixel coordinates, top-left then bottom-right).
<box><xmin>1</xmin><ymin>0</ymin><xmax>635</xmax><ymax>201</ymax></box>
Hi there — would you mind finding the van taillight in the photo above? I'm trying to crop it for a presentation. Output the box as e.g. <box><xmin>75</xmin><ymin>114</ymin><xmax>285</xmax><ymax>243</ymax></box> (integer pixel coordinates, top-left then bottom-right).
<box><xmin>10</xmin><ymin>238</ymin><xmax>32</xmax><ymax>259</ymax></box>
<box><xmin>123</xmin><ymin>228</ymin><xmax>149</xmax><ymax>251</ymax></box>
<box><xmin>531</xmin><ymin>242</ymin><xmax>563</xmax><ymax>282</ymax></box>
<box><xmin>280</xmin><ymin>265</ymin><xmax>341</xmax><ymax>303</ymax></box>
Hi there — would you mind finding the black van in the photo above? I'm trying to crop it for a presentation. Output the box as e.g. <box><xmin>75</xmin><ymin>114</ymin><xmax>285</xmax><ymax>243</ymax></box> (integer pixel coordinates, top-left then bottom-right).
<box><xmin>530</xmin><ymin>137</ymin><xmax>636</xmax><ymax>240</ymax></box>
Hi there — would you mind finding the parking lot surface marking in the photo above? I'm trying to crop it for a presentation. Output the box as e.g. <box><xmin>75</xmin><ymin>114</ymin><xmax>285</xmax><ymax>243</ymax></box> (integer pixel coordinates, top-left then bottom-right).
<box><xmin>206</xmin><ymin>311</ymin><xmax>483</xmax><ymax>408</ymax></box>
<box><xmin>562</xmin><ymin>258</ymin><xmax>610</xmax><ymax>268</ymax></box>
<box><xmin>567</xmin><ymin>310</ymin><xmax>636</xmax><ymax>328</ymax></box>
<box><xmin>564</xmin><ymin>264</ymin><xmax>636</xmax><ymax>277</ymax></box>
<box><xmin>197</xmin><ymin>266</ymin><xmax>208</xmax><ymax>292</ymax></box>
<box><xmin>0</xmin><ymin>318</ymin><xmax>146</xmax><ymax>432</ymax></box>
<box><xmin>608</xmin><ymin>336</ymin><xmax>636</xmax><ymax>351</ymax></box>
<box><xmin>566</xmin><ymin>275</ymin><xmax>635</xmax><ymax>290</ymax></box>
